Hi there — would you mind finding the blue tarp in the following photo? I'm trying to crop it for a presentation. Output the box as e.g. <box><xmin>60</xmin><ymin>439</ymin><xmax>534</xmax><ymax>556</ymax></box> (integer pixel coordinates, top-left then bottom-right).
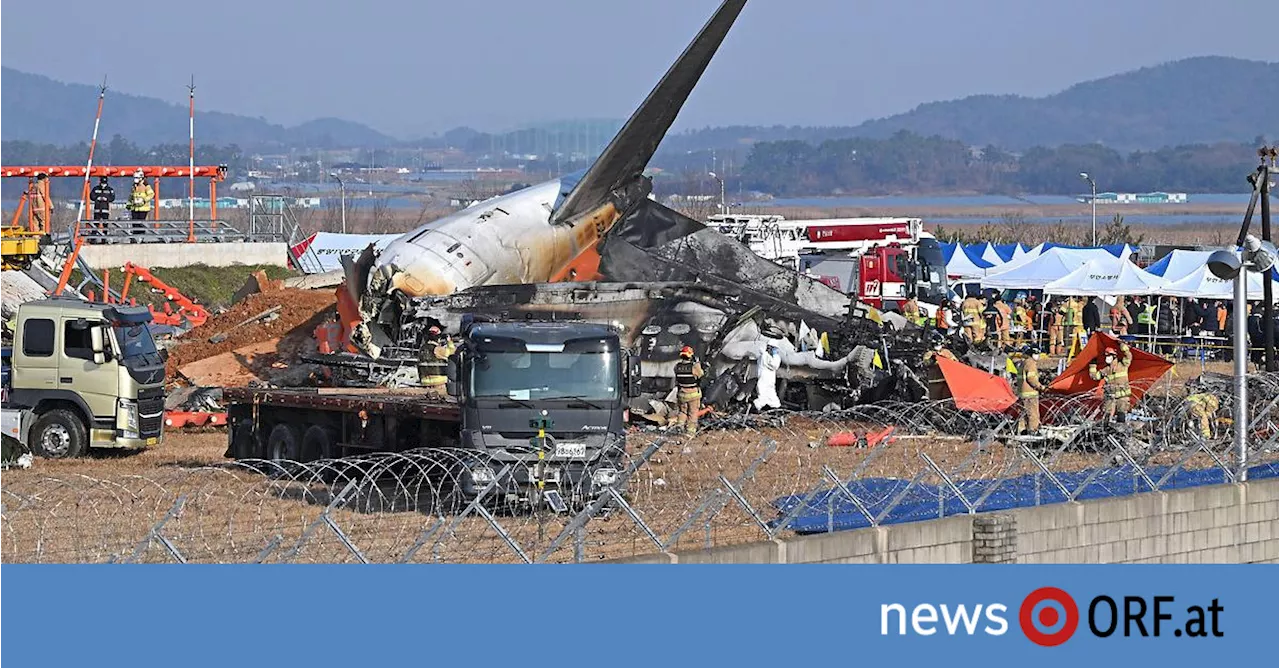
<box><xmin>772</xmin><ymin>462</ymin><xmax>1279</xmax><ymax>535</ymax></box>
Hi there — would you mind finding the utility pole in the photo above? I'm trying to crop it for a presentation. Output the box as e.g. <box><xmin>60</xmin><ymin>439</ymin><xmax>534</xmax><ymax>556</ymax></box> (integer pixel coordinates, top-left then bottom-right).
<box><xmin>709</xmin><ymin>171</ymin><xmax>726</xmax><ymax>215</ymax></box>
<box><xmin>1233</xmin><ymin>147</ymin><xmax>1279</xmax><ymax>373</ymax></box>
<box><xmin>1079</xmin><ymin>172</ymin><xmax>1097</xmax><ymax>246</ymax></box>
<box><xmin>330</xmin><ymin>173</ymin><xmax>347</xmax><ymax>234</ymax></box>
<box><xmin>1260</xmin><ymin>147</ymin><xmax>1277</xmax><ymax>373</ymax></box>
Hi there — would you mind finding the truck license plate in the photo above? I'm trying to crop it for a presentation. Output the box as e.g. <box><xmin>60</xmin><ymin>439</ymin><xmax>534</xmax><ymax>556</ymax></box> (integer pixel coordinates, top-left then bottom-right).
<box><xmin>146</xmin><ymin>437</ymin><xmax>158</xmax><ymax>446</ymax></box>
<box><xmin>555</xmin><ymin>442</ymin><xmax>587</xmax><ymax>459</ymax></box>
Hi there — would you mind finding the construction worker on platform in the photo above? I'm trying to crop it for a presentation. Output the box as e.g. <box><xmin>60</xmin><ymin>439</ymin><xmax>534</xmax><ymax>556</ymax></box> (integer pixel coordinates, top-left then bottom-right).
<box><xmin>993</xmin><ymin>293</ymin><xmax>1012</xmax><ymax>348</ymax></box>
<box><xmin>126</xmin><ymin>171</ymin><xmax>153</xmax><ymax>234</ymax></box>
<box><xmin>1015</xmin><ymin>345</ymin><xmax>1045</xmax><ymax>435</ymax></box>
<box><xmin>1184</xmin><ymin>393</ymin><xmax>1221</xmax><ymax>440</ymax></box>
<box><xmin>1047</xmin><ymin>300</ymin><xmax>1065</xmax><ymax>355</ymax></box>
<box><xmin>30</xmin><ymin>173</ymin><xmax>49</xmax><ymax>233</ymax></box>
<box><xmin>417</xmin><ymin>325</ymin><xmax>455</xmax><ymax>399</ymax></box>
<box><xmin>1109</xmin><ymin>298</ymin><xmax>1133</xmax><ymax>336</ymax></box>
<box><xmin>961</xmin><ymin>294</ymin><xmax>985</xmax><ymax>343</ymax></box>
<box><xmin>1089</xmin><ymin>342</ymin><xmax>1133</xmax><ymax>423</ymax></box>
<box><xmin>671</xmin><ymin>345</ymin><xmax>705</xmax><ymax>436</ymax></box>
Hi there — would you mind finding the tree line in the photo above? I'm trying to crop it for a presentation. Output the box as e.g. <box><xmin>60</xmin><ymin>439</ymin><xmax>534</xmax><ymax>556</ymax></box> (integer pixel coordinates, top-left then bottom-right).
<box><xmin>738</xmin><ymin>131</ymin><xmax>1268</xmax><ymax>196</ymax></box>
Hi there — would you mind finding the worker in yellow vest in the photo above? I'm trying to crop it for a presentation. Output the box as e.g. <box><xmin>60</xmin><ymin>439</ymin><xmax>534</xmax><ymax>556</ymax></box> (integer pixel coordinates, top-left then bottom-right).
<box><xmin>902</xmin><ymin>297</ymin><xmax>925</xmax><ymax>328</ymax></box>
<box><xmin>126</xmin><ymin>171</ymin><xmax>154</xmax><ymax>235</ymax></box>
<box><xmin>993</xmin><ymin>295</ymin><xmax>1012</xmax><ymax>348</ymax></box>
<box><xmin>1015</xmin><ymin>346</ymin><xmax>1045</xmax><ymax>434</ymax></box>
<box><xmin>1012</xmin><ymin>299</ymin><xmax>1032</xmax><ymax>346</ymax></box>
<box><xmin>1184</xmin><ymin>393</ymin><xmax>1220</xmax><ymax>440</ymax></box>
<box><xmin>1089</xmin><ymin>343</ymin><xmax>1133</xmax><ymax>423</ymax></box>
<box><xmin>29</xmin><ymin>173</ymin><xmax>50</xmax><ymax>233</ymax></box>
<box><xmin>961</xmin><ymin>295</ymin><xmax>986</xmax><ymax>343</ymax></box>
<box><xmin>1059</xmin><ymin>296</ymin><xmax>1085</xmax><ymax>355</ymax></box>
<box><xmin>417</xmin><ymin>325</ymin><xmax>456</xmax><ymax>398</ymax></box>
<box><xmin>1047</xmin><ymin>300</ymin><xmax>1065</xmax><ymax>356</ymax></box>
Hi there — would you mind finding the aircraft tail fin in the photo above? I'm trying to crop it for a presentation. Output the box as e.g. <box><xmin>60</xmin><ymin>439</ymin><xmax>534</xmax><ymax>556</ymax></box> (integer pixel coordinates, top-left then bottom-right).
<box><xmin>552</xmin><ymin>0</ymin><xmax>747</xmax><ymax>223</ymax></box>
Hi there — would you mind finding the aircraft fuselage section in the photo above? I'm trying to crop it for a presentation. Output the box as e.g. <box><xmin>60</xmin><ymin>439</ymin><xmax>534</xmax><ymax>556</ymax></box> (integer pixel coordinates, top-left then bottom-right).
<box><xmin>371</xmin><ymin>177</ymin><xmax>621</xmax><ymax>298</ymax></box>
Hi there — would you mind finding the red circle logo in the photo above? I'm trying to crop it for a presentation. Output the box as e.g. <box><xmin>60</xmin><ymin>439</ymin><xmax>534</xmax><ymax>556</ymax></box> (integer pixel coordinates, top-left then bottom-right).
<box><xmin>1019</xmin><ymin>587</ymin><xmax>1079</xmax><ymax>646</ymax></box>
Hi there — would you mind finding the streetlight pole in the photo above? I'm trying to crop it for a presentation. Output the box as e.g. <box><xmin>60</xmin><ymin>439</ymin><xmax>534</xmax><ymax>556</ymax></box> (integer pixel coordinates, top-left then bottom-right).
<box><xmin>330</xmin><ymin>172</ymin><xmax>347</xmax><ymax>234</ymax></box>
<box><xmin>1079</xmin><ymin>172</ymin><xmax>1097</xmax><ymax>246</ymax></box>
<box><xmin>709</xmin><ymin>171</ymin><xmax>725</xmax><ymax>214</ymax></box>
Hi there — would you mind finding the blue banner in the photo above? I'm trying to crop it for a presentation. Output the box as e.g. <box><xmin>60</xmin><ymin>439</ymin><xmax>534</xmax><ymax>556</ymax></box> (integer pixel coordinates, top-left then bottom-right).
<box><xmin>2</xmin><ymin>565</ymin><xmax>1275</xmax><ymax>666</ymax></box>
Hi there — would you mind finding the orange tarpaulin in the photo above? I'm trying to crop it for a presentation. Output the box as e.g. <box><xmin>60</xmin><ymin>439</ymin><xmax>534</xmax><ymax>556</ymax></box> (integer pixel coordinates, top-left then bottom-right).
<box><xmin>935</xmin><ymin>357</ymin><xmax>1018</xmax><ymax>413</ymax></box>
<box><xmin>1045</xmin><ymin>332</ymin><xmax>1172</xmax><ymax>406</ymax></box>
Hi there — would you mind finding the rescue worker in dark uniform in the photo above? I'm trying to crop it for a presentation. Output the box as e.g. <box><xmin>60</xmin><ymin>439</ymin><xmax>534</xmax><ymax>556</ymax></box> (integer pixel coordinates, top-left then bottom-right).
<box><xmin>91</xmin><ymin>176</ymin><xmax>115</xmax><ymax>221</ymax></box>
<box><xmin>1089</xmin><ymin>342</ymin><xmax>1133</xmax><ymax>423</ymax></box>
<box><xmin>417</xmin><ymin>325</ymin><xmax>455</xmax><ymax>399</ymax></box>
<box><xmin>670</xmin><ymin>345</ymin><xmax>705</xmax><ymax>437</ymax></box>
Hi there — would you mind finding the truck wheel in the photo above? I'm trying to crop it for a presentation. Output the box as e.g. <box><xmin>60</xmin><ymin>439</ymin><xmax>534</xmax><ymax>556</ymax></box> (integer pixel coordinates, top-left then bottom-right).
<box><xmin>267</xmin><ymin>423</ymin><xmax>302</xmax><ymax>461</ymax></box>
<box><xmin>301</xmin><ymin>426</ymin><xmax>337</xmax><ymax>462</ymax></box>
<box><xmin>30</xmin><ymin>409</ymin><xmax>88</xmax><ymax>459</ymax></box>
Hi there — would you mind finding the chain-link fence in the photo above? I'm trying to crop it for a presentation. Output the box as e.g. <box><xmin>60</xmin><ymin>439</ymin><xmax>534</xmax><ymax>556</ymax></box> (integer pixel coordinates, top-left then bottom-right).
<box><xmin>4</xmin><ymin>375</ymin><xmax>1277</xmax><ymax>563</ymax></box>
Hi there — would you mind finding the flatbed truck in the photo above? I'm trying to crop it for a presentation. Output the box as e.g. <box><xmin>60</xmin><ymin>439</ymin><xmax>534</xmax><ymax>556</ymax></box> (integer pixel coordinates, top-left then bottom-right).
<box><xmin>223</xmin><ymin>321</ymin><xmax>634</xmax><ymax>505</ymax></box>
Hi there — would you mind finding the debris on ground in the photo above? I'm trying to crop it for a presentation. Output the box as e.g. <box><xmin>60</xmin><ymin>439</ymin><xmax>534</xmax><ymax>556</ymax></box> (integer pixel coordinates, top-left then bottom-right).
<box><xmin>208</xmin><ymin>306</ymin><xmax>282</xmax><ymax>343</ymax></box>
<box><xmin>231</xmin><ymin>269</ymin><xmax>285</xmax><ymax>305</ymax></box>
<box><xmin>166</xmin><ymin>289</ymin><xmax>335</xmax><ymax>382</ymax></box>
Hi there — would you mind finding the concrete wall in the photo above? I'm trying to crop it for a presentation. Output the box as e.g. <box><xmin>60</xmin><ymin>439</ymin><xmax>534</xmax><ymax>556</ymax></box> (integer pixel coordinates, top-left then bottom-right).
<box><xmin>79</xmin><ymin>242</ymin><xmax>288</xmax><ymax>270</ymax></box>
<box><xmin>612</xmin><ymin>479</ymin><xmax>1278</xmax><ymax>564</ymax></box>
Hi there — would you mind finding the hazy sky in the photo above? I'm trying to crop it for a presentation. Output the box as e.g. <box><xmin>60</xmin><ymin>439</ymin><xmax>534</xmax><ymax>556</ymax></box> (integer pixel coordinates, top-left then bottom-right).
<box><xmin>2</xmin><ymin>0</ymin><xmax>1276</xmax><ymax>139</ymax></box>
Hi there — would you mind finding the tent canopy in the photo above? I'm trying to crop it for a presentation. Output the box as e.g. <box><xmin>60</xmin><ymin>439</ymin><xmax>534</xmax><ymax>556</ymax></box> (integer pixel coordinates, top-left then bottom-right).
<box><xmin>1162</xmin><ymin>265</ymin><xmax>1280</xmax><ymax>301</ymax></box>
<box><xmin>942</xmin><ymin>242</ymin><xmax>994</xmax><ymax>279</ymax></box>
<box><xmin>992</xmin><ymin>243</ymin><xmax>1021</xmax><ymax>263</ymax></box>
<box><xmin>1042</xmin><ymin>258</ymin><xmax>1168</xmax><ymax>296</ymax></box>
<box><xmin>980</xmin><ymin>247</ymin><xmax>1131</xmax><ymax>290</ymax></box>
<box><xmin>1145</xmin><ymin>249</ymin><xmax>1215</xmax><ymax>281</ymax></box>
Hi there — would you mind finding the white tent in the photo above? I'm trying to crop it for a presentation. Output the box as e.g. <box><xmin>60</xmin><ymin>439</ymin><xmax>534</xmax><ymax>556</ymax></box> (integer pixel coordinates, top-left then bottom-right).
<box><xmin>985</xmin><ymin>242</ymin><xmax>1046</xmax><ymax>274</ymax></box>
<box><xmin>1161</xmin><ymin>265</ymin><xmax>1280</xmax><ymax>301</ymax></box>
<box><xmin>976</xmin><ymin>243</ymin><xmax>1003</xmax><ymax>266</ymax></box>
<box><xmin>945</xmin><ymin>245</ymin><xmax>992</xmax><ymax>280</ymax></box>
<box><xmin>1042</xmin><ymin>259</ymin><xmax>1169</xmax><ymax>296</ymax></box>
<box><xmin>980</xmin><ymin>247</ymin><xmax>1131</xmax><ymax>290</ymax></box>
<box><xmin>1145</xmin><ymin>249</ymin><xmax>1215</xmax><ymax>282</ymax></box>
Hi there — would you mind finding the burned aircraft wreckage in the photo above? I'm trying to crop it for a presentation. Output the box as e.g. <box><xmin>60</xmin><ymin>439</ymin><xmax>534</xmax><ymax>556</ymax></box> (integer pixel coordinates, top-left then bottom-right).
<box><xmin>324</xmin><ymin>0</ymin><xmax>998</xmax><ymax>412</ymax></box>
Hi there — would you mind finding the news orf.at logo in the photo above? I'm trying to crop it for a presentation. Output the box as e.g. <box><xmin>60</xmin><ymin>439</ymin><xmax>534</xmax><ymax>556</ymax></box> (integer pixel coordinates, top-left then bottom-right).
<box><xmin>1019</xmin><ymin>587</ymin><xmax>1079</xmax><ymax>646</ymax></box>
<box><xmin>880</xmin><ymin>588</ymin><xmax>1224</xmax><ymax>644</ymax></box>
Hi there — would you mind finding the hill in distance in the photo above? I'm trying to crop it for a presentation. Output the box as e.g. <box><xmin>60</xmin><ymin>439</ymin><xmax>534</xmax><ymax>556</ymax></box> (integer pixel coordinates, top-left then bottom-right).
<box><xmin>824</xmin><ymin>57</ymin><xmax>1278</xmax><ymax>151</ymax></box>
<box><xmin>0</xmin><ymin>67</ymin><xmax>395</xmax><ymax>149</ymax></box>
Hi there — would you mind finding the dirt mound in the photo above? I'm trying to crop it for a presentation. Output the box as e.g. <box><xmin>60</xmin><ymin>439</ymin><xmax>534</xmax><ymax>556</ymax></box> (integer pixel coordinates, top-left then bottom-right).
<box><xmin>167</xmin><ymin>288</ymin><xmax>336</xmax><ymax>380</ymax></box>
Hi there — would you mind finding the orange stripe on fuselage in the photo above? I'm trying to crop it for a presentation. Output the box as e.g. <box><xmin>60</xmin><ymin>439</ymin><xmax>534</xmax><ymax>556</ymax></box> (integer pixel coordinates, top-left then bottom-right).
<box><xmin>549</xmin><ymin>239</ymin><xmax>603</xmax><ymax>282</ymax></box>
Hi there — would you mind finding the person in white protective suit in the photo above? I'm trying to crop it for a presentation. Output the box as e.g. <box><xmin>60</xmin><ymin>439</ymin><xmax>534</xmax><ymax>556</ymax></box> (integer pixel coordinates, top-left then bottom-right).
<box><xmin>752</xmin><ymin>343</ymin><xmax>783</xmax><ymax>411</ymax></box>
